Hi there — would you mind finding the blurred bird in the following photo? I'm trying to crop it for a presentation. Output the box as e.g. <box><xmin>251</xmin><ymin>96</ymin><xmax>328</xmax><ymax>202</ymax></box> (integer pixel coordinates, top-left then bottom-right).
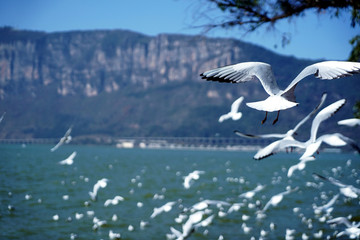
<box><xmin>150</xmin><ymin>201</ymin><xmax>177</xmax><ymax>218</ymax></box>
<box><xmin>327</xmin><ymin>217</ymin><xmax>360</xmax><ymax>239</ymax></box>
<box><xmin>104</xmin><ymin>195</ymin><xmax>124</xmax><ymax>207</ymax></box>
<box><xmin>89</xmin><ymin>178</ymin><xmax>108</xmax><ymax>201</ymax></box>
<box><xmin>218</xmin><ymin>96</ymin><xmax>244</xmax><ymax>122</ymax></box>
<box><xmin>58</xmin><ymin>151</ymin><xmax>77</xmax><ymax>165</ymax></box>
<box><xmin>313</xmin><ymin>173</ymin><xmax>360</xmax><ymax>198</ymax></box>
<box><xmin>201</xmin><ymin>61</ymin><xmax>360</xmax><ymax>124</ymax></box>
<box><xmin>51</xmin><ymin>126</ymin><xmax>73</xmax><ymax>152</ymax></box>
<box><xmin>313</xmin><ymin>193</ymin><xmax>339</xmax><ymax>215</ymax></box>
<box><xmin>239</xmin><ymin>184</ymin><xmax>265</xmax><ymax>199</ymax></box>
<box><xmin>108</xmin><ymin>230</ymin><xmax>121</xmax><ymax>239</ymax></box>
<box><xmin>262</xmin><ymin>187</ymin><xmax>299</xmax><ymax>212</ymax></box>
<box><xmin>183</xmin><ymin>170</ymin><xmax>205</xmax><ymax>189</ymax></box>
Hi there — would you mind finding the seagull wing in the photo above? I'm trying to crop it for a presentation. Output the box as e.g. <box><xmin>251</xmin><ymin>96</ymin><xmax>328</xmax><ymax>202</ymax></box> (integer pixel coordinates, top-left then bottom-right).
<box><xmin>313</xmin><ymin>173</ymin><xmax>347</xmax><ymax>188</ymax></box>
<box><xmin>200</xmin><ymin>62</ymin><xmax>281</xmax><ymax>96</ymax></box>
<box><xmin>292</xmin><ymin>92</ymin><xmax>327</xmax><ymax>134</ymax></box>
<box><xmin>327</xmin><ymin>217</ymin><xmax>352</xmax><ymax>228</ymax></box>
<box><xmin>309</xmin><ymin>99</ymin><xmax>346</xmax><ymax>142</ymax></box>
<box><xmin>230</xmin><ymin>96</ymin><xmax>244</xmax><ymax>113</ymax></box>
<box><xmin>283</xmin><ymin>61</ymin><xmax>360</xmax><ymax>94</ymax></box>
<box><xmin>234</xmin><ymin>130</ymin><xmax>286</xmax><ymax>139</ymax></box>
<box><xmin>338</xmin><ymin>118</ymin><xmax>360</xmax><ymax>127</ymax></box>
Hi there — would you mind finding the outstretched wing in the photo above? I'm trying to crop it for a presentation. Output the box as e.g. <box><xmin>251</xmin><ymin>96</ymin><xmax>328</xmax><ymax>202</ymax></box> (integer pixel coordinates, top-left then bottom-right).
<box><xmin>283</xmin><ymin>61</ymin><xmax>360</xmax><ymax>94</ymax></box>
<box><xmin>200</xmin><ymin>62</ymin><xmax>281</xmax><ymax>96</ymax></box>
<box><xmin>234</xmin><ymin>130</ymin><xmax>286</xmax><ymax>139</ymax></box>
<box><xmin>310</xmin><ymin>99</ymin><xmax>346</xmax><ymax>142</ymax></box>
<box><xmin>292</xmin><ymin>92</ymin><xmax>327</xmax><ymax>133</ymax></box>
<box><xmin>230</xmin><ymin>96</ymin><xmax>244</xmax><ymax>113</ymax></box>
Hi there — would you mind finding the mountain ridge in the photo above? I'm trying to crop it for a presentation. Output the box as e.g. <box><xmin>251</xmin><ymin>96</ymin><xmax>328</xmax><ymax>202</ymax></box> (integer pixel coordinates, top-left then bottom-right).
<box><xmin>0</xmin><ymin>27</ymin><xmax>358</xmax><ymax>144</ymax></box>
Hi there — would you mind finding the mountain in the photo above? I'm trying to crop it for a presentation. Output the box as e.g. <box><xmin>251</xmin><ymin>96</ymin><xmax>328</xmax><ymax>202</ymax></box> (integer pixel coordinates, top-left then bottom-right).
<box><xmin>0</xmin><ymin>27</ymin><xmax>359</xmax><ymax>144</ymax></box>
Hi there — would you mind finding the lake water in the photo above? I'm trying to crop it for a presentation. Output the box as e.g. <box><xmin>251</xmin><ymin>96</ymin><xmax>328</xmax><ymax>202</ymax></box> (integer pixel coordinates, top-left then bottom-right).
<box><xmin>1</xmin><ymin>144</ymin><xmax>359</xmax><ymax>239</ymax></box>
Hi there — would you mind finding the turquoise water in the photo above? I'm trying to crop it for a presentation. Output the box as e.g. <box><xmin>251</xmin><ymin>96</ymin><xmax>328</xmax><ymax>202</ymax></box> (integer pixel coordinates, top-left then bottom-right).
<box><xmin>0</xmin><ymin>144</ymin><xmax>359</xmax><ymax>239</ymax></box>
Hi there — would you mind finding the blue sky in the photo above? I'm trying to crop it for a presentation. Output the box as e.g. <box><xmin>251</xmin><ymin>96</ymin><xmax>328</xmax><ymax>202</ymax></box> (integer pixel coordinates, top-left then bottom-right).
<box><xmin>0</xmin><ymin>0</ymin><xmax>358</xmax><ymax>60</ymax></box>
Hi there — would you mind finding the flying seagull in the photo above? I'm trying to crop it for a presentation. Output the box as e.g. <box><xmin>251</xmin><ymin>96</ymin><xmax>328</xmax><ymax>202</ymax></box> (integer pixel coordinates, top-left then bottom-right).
<box><xmin>327</xmin><ymin>217</ymin><xmax>360</xmax><ymax>239</ymax></box>
<box><xmin>89</xmin><ymin>178</ymin><xmax>109</xmax><ymax>201</ymax></box>
<box><xmin>51</xmin><ymin>126</ymin><xmax>73</xmax><ymax>152</ymax></box>
<box><xmin>234</xmin><ymin>92</ymin><xmax>327</xmax><ymax>141</ymax></box>
<box><xmin>58</xmin><ymin>151</ymin><xmax>77</xmax><ymax>165</ymax></box>
<box><xmin>200</xmin><ymin>61</ymin><xmax>360</xmax><ymax>124</ymax></box>
<box><xmin>313</xmin><ymin>173</ymin><xmax>360</xmax><ymax>198</ymax></box>
<box><xmin>252</xmin><ymin>99</ymin><xmax>355</xmax><ymax>160</ymax></box>
<box><xmin>218</xmin><ymin>96</ymin><xmax>244</xmax><ymax>122</ymax></box>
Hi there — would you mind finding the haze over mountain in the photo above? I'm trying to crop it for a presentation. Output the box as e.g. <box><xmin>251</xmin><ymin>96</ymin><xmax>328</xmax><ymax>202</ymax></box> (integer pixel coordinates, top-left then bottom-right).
<box><xmin>0</xmin><ymin>27</ymin><xmax>359</xmax><ymax>143</ymax></box>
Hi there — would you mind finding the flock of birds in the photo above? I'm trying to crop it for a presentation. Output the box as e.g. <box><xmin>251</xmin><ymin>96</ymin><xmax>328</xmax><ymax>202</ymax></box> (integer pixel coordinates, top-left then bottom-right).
<box><xmin>3</xmin><ymin>60</ymin><xmax>360</xmax><ymax>239</ymax></box>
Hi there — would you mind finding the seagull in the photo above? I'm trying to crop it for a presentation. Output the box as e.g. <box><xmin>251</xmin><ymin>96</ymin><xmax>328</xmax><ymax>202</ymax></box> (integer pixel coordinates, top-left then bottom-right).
<box><xmin>287</xmin><ymin>156</ymin><xmax>315</xmax><ymax>177</ymax></box>
<box><xmin>108</xmin><ymin>230</ymin><xmax>121</xmax><ymax>240</ymax></box>
<box><xmin>89</xmin><ymin>178</ymin><xmax>108</xmax><ymax>201</ymax></box>
<box><xmin>313</xmin><ymin>193</ymin><xmax>339</xmax><ymax>215</ymax></box>
<box><xmin>338</xmin><ymin>118</ymin><xmax>360</xmax><ymax>127</ymax></box>
<box><xmin>92</xmin><ymin>217</ymin><xmax>107</xmax><ymax>230</ymax></box>
<box><xmin>261</xmin><ymin>186</ymin><xmax>298</xmax><ymax>212</ymax></box>
<box><xmin>200</xmin><ymin>61</ymin><xmax>360</xmax><ymax>124</ymax></box>
<box><xmin>327</xmin><ymin>217</ymin><xmax>360</xmax><ymax>239</ymax></box>
<box><xmin>252</xmin><ymin>98</ymin><xmax>349</xmax><ymax>160</ymax></box>
<box><xmin>104</xmin><ymin>195</ymin><xmax>124</xmax><ymax>207</ymax></box>
<box><xmin>234</xmin><ymin>92</ymin><xmax>327</xmax><ymax>140</ymax></box>
<box><xmin>169</xmin><ymin>211</ymin><xmax>205</xmax><ymax>240</ymax></box>
<box><xmin>218</xmin><ymin>96</ymin><xmax>244</xmax><ymax>122</ymax></box>
<box><xmin>313</xmin><ymin>173</ymin><xmax>360</xmax><ymax>198</ymax></box>
<box><xmin>239</xmin><ymin>184</ymin><xmax>265</xmax><ymax>199</ymax></box>
<box><xmin>150</xmin><ymin>201</ymin><xmax>177</xmax><ymax>218</ymax></box>
<box><xmin>183</xmin><ymin>170</ymin><xmax>205</xmax><ymax>189</ymax></box>
<box><xmin>51</xmin><ymin>126</ymin><xmax>73</xmax><ymax>152</ymax></box>
<box><xmin>190</xmin><ymin>199</ymin><xmax>230</xmax><ymax>212</ymax></box>
<box><xmin>58</xmin><ymin>151</ymin><xmax>77</xmax><ymax>165</ymax></box>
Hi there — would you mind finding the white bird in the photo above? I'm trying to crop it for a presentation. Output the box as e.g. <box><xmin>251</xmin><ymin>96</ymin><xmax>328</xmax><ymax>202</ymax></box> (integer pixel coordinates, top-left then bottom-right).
<box><xmin>262</xmin><ymin>187</ymin><xmax>298</xmax><ymax>212</ymax></box>
<box><xmin>218</xmin><ymin>96</ymin><xmax>244</xmax><ymax>122</ymax></box>
<box><xmin>89</xmin><ymin>178</ymin><xmax>108</xmax><ymax>201</ymax></box>
<box><xmin>327</xmin><ymin>217</ymin><xmax>360</xmax><ymax>239</ymax></box>
<box><xmin>92</xmin><ymin>217</ymin><xmax>107</xmax><ymax>230</ymax></box>
<box><xmin>58</xmin><ymin>151</ymin><xmax>77</xmax><ymax>165</ymax></box>
<box><xmin>170</xmin><ymin>211</ymin><xmax>205</xmax><ymax>240</ymax></box>
<box><xmin>183</xmin><ymin>170</ymin><xmax>205</xmax><ymax>189</ymax></box>
<box><xmin>239</xmin><ymin>184</ymin><xmax>265</xmax><ymax>199</ymax></box>
<box><xmin>190</xmin><ymin>199</ymin><xmax>230</xmax><ymax>212</ymax></box>
<box><xmin>51</xmin><ymin>126</ymin><xmax>73</xmax><ymax>152</ymax></box>
<box><xmin>234</xmin><ymin>92</ymin><xmax>327</xmax><ymax>140</ymax></box>
<box><xmin>314</xmin><ymin>173</ymin><xmax>360</xmax><ymax>198</ymax></box>
<box><xmin>253</xmin><ymin>98</ymin><xmax>350</xmax><ymax>160</ymax></box>
<box><xmin>200</xmin><ymin>61</ymin><xmax>360</xmax><ymax>124</ymax></box>
<box><xmin>109</xmin><ymin>230</ymin><xmax>121</xmax><ymax>239</ymax></box>
<box><xmin>287</xmin><ymin>156</ymin><xmax>315</xmax><ymax>177</ymax></box>
<box><xmin>313</xmin><ymin>193</ymin><xmax>339</xmax><ymax>215</ymax></box>
<box><xmin>194</xmin><ymin>214</ymin><xmax>215</xmax><ymax>228</ymax></box>
<box><xmin>338</xmin><ymin>118</ymin><xmax>360</xmax><ymax>127</ymax></box>
<box><xmin>227</xmin><ymin>203</ymin><xmax>244</xmax><ymax>214</ymax></box>
<box><xmin>104</xmin><ymin>195</ymin><xmax>124</xmax><ymax>207</ymax></box>
<box><xmin>150</xmin><ymin>201</ymin><xmax>177</xmax><ymax>218</ymax></box>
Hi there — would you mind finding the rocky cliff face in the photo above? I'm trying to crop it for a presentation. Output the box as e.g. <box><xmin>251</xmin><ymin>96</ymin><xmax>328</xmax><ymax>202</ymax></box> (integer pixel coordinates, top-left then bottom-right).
<box><xmin>0</xmin><ymin>27</ymin><xmax>358</xmax><ymax>141</ymax></box>
<box><xmin>0</xmin><ymin>28</ymin><xmax>259</xmax><ymax>98</ymax></box>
